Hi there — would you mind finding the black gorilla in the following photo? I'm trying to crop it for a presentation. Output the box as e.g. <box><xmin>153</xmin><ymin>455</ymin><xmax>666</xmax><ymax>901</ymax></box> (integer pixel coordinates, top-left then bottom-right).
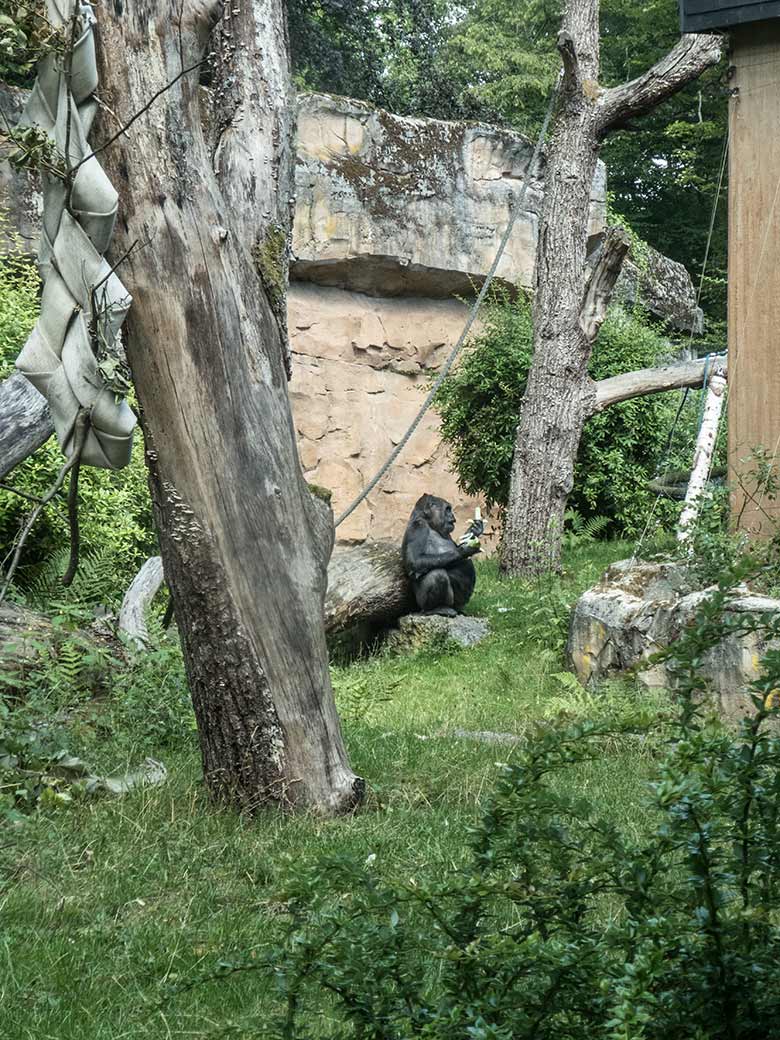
<box><xmin>401</xmin><ymin>494</ymin><xmax>480</xmax><ymax>616</ymax></box>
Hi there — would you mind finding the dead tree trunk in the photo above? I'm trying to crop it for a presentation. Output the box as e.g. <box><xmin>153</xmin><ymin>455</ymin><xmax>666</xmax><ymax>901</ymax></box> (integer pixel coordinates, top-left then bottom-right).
<box><xmin>95</xmin><ymin>1</ymin><xmax>362</xmax><ymax>814</ymax></box>
<box><xmin>500</xmin><ymin>0</ymin><xmax>721</xmax><ymax>577</ymax></box>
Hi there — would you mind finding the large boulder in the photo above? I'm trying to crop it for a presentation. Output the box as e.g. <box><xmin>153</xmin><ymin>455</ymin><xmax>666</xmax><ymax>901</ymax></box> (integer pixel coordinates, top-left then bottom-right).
<box><xmin>568</xmin><ymin>559</ymin><xmax>780</xmax><ymax>717</ymax></box>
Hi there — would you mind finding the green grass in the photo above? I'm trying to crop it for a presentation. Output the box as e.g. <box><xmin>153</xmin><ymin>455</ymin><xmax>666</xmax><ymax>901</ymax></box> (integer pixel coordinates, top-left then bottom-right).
<box><xmin>0</xmin><ymin>541</ymin><xmax>667</xmax><ymax>1040</ymax></box>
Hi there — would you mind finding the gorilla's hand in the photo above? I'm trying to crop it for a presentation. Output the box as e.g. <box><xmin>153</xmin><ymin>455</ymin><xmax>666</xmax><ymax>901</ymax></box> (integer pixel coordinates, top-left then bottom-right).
<box><xmin>459</xmin><ymin>540</ymin><xmax>481</xmax><ymax>558</ymax></box>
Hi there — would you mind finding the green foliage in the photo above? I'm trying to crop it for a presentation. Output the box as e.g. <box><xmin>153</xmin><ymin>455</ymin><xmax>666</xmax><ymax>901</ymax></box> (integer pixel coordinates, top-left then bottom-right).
<box><xmin>256</xmin><ymin>564</ymin><xmax>780</xmax><ymax>1039</ymax></box>
<box><xmin>0</xmin><ymin>434</ymin><xmax>157</xmax><ymax>604</ymax></box>
<box><xmin>103</xmin><ymin>631</ymin><xmax>195</xmax><ymax>755</ymax></box>
<box><xmin>0</xmin><ymin>710</ymin><xmax>81</xmax><ymax>822</ymax></box>
<box><xmin>332</xmin><ymin>663</ymin><xmax>402</xmax><ymax>724</ymax></box>
<box><xmin>0</xmin><ymin>0</ymin><xmax>62</xmax><ymax>83</ymax></box>
<box><xmin>0</xmin><ymin>211</ymin><xmax>40</xmax><ymax>378</ymax></box>
<box><xmin>436</xmin><ymin>295</ymin><xmax>692</xmax><ymax>535</ymax></box>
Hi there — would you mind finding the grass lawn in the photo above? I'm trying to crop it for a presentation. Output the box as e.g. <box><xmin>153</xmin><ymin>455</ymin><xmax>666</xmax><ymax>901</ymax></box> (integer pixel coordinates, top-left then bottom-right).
<box><xmin>0</xmin><ymin>541</ymin><xmax>668</xmax><ymax>1040</ymax></box>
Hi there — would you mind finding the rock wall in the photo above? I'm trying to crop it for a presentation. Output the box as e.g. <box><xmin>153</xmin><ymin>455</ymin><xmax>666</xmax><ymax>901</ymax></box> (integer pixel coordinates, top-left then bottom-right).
<box><xmin>0</xmin><ymin>85</ymin><xmax>702</xmax><ymax>549</ymax></box>
<box><xmin>290</xmin><ymin>93</ymin><xmax>606</xmax><ymax>546</ymax></box>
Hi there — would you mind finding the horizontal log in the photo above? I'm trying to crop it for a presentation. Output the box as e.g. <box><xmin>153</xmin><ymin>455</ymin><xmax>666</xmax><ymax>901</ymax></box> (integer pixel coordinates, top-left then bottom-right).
<box><xmin>592</xmin><ymin>356</ymin><xmax>727</xmax><ymax>414</ymax></box>
<box><xmin>325</xmin><ymin>541</ymin><xmax>412</xmax><ymax>635</ymax></box>
<box><xmin>0</xmin><ymin>373</ymin><xmax>54</xmax><ymax>480</ymax></box>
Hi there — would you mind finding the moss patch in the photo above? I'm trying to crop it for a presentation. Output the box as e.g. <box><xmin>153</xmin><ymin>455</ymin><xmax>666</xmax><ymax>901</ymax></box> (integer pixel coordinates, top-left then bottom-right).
<box><xmin>307</xmin><ymin>482</ymin><xmax>332</xmax><ymax>504</ymax></box>
<box><xmin>252</xmin><ymin>224</ymin><xmax>287</xmax><ymax>322</ymax></box>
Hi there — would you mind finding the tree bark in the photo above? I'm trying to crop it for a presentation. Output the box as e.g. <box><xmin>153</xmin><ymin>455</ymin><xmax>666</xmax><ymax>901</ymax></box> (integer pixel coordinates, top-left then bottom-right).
<box><xmin>499</xmin><ymin>0</ymin><xmax>721</xmax><ymax>577</ymax></box>
<box><xmin>0</xmin><ymin>374</ymin><xmax>53</xmax><ymax>481</ymax></box>
<box><xmin>94</xmin><ymin>1</ymin><xmax>362</xmax><ymax>814</ymax></box>
<box><xmin>500</xmin><ymin>7</ymin><xmax>604</xmax><ymax>577</ymax></box>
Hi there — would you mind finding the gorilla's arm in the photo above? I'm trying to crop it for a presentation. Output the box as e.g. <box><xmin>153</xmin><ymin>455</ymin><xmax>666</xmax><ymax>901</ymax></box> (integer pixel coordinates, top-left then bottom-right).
<box><xmin>402</xmin><ymin>521</ymin><xmax>479</xmax><ymax>580</ymax></box>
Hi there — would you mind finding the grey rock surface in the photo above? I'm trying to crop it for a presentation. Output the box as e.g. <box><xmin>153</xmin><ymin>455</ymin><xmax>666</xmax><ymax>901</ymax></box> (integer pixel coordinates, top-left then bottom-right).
<box><xmin>568</xmin><ymin>559</ymin><xmax>780</xmax><ymax>717</ymax></box>
<box><xmin>389</xmin><ymin>612</ymin><xmax>490</xmax><ymax>652</ymax></box>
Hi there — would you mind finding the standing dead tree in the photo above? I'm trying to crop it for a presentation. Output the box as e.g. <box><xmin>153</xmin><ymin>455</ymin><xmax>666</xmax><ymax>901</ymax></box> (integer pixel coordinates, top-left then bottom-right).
<box><xmin>500</xmin><ymin>1</ymin><xmax>721</xmax><ymax>576</ymax></box>
<box><xmin>94</xmin><ymin>0</ymin><xmax>362</xmax><ymax>814</ymax></box>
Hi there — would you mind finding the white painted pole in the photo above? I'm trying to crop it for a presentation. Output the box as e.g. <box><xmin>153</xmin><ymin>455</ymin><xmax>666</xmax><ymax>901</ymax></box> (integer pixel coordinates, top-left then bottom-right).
<box><xmin>678</xmin><ymin>367</ymin><xmax>728</xmax><ymax>545</ymax></box>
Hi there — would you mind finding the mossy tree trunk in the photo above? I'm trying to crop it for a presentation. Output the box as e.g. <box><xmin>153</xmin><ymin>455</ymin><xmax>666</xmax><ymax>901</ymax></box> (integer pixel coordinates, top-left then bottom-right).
<box><xmin>500</xmin><ymin>0</ymin><xmax>721</xmax><ymax>577</ymax></box>
<box><xmin>95</xmin><ymin>0</ymin><xmax>362</xmax><ymax>814</ymax></box>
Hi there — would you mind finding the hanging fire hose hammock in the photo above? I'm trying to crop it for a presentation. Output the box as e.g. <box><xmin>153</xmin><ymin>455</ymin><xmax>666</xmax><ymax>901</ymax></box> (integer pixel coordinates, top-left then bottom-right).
<box><xmin>15</xmin><ymin>0</ymin><xmax>135</xmax><ymax>470</ymax></box>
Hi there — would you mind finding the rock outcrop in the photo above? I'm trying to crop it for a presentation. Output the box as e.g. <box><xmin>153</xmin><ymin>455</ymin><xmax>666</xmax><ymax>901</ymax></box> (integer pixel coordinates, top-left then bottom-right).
<box><xmin>568</xmin><ymin>560</ymin><xmax>780</xmax><ymax>718</ymax></box>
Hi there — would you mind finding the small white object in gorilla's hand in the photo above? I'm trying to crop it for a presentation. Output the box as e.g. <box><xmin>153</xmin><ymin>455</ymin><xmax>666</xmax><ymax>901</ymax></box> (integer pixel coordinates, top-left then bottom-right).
<box><xmin>458</xmin><ymin>507</ymin><xmax>484</xmax><ymax>549</ymax></box>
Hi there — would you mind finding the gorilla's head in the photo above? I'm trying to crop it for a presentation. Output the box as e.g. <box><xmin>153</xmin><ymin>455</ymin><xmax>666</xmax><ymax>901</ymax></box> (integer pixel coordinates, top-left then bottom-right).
<box><xmin>411</xmin><ymin>494</ymin><xmax>456</xmax><ymax>536</ymax></box>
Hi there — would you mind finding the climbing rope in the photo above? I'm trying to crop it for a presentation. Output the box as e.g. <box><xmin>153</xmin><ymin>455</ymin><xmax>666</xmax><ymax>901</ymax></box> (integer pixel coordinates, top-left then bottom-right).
<box><xmin>334</xmin><ymin>74</ymin><xmax>562</xmax><ymax>528</ymax></box>
<box><xmin>15</xmin><ymin>0</ymin><xmax>135</xmax><ymax>469</ymax></box>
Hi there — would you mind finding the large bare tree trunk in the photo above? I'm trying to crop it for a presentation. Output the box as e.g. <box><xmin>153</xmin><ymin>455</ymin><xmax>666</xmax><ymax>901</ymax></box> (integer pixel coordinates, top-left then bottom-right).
<box><xmin>95</xmin><ymin>1</ymin><xmax>362</xmax><ymax>814</ymax></box>
<box><xmin>500</xmin><ymin>0</ymin><xmax>721</xmax><ymax>577</ymax></box>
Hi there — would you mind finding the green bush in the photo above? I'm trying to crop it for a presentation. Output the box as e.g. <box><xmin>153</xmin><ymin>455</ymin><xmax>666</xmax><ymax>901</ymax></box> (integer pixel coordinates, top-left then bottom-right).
<box><xmin>435</xmin><ymin>295</ymin><xmax>701</xmax><ymax>536</ymax></box>
<box><xmin>0</xmin><ymin>212</ymin><xmax>156</xmax><ymax>603</ymax></box>
<box><xmin>252</xmin><ymin>562</ymin><xmax>780</xmax><ymax>1039</ymax></box>
<box><xmin>0</xmin><ymin>218</ymin><xmax>39</xmax><ymax>378</ymax></box>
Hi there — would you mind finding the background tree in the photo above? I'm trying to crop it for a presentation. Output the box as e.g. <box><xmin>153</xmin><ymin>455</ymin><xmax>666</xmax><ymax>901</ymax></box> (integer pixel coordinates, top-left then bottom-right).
<box><xmin>94</xmin><ymin>0</ymin><xmax>362</xmax><ymax>814</ymax></box>
<box><xmin>500</xmin><ymin>2</ymin><xmax>720</xmax><ymax>575</ymax></box>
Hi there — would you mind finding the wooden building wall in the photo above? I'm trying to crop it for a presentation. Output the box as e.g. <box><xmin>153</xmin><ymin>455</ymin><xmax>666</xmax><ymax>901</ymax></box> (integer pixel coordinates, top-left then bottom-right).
<box><xmin>728</xmin><ymin>21</ymin><xmax>780</xmax><ymax>535</ymax></box>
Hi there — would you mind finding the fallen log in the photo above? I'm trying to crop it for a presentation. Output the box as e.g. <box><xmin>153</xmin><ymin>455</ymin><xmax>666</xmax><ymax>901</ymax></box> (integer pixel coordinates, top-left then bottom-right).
<box><xmin>324</xmin><ymin>541</ymin><xmax>413</xmax><ymax>635</ymax></box>
<box><xmin>0</xmin><ymin>601</ymin><xmax>124</xmax><ymax>678</ymax></box>
<box><xmin>118</xmin><ymin>556</ymin><xmax>165</xmax><ymax>649</ymax></box>
<box><xmin>0</xmin><ymin>374</ymin><xmax>53</xmax><ymax>480</ymax></box>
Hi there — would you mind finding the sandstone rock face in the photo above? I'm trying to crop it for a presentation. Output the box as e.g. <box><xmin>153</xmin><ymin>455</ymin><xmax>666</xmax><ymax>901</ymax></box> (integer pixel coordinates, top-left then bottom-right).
<box><xmin>293</xmin><ymin>92</ymin><xmax>606</xmax><ymax>298</ymax></box>
<box><xmin>288</xmin><ymin>283</ymin><xmax>489</xmax><ymax>546</ymax></box>
<box><xmin>568</xmin><ymin>559</ymin><xmax>780</xmax><ymax>717</ymax></box>
<box><xmin>617</xmin><ymin>249</ymin><xmax>703</xmax><ymax>335</ymax></box>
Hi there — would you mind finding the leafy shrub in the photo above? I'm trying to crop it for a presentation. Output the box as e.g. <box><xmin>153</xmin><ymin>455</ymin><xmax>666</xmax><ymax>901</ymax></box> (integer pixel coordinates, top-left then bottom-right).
<box><xmin>435</xmin><ymin>295</ymin><xmax>700</xmax><ymax>535</ymax></box>
<box><xmin>0</xmin><ymin>436</ymin><xmax>157</xmax><ymax>604</ymax></box>
<box><xmin>243</xmin><ymin>562</ymin><xmax>780</xmax><ymax>1040</ymax></box>
<box><xmin>0</xmin><ymin>214</ymin><xmax>39</xmax><ymax>377</ymax></box>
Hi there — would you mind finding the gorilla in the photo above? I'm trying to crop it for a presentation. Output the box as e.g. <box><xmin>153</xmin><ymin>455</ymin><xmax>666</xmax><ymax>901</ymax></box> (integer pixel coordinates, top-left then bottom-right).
<box><xmin>401</xmin><ymin>494</ymin><xmax>481</xmax><ymax>617</ymax></box>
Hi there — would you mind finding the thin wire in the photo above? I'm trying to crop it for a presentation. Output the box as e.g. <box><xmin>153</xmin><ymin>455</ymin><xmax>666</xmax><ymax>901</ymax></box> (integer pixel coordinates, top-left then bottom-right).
<box><xmin>334</xmin><ymin>73</ymin><xmax>562</xmax><ymax>529</ymax></box>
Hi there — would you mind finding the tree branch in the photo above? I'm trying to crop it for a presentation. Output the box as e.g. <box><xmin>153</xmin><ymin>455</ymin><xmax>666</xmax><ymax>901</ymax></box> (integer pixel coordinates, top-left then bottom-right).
<box><xmin>0</xmin><ymin>374</ymin><xmax>54</xmax><ymax>481</ymax></box>
<box><xmin>591</xmin><ymin>356</ymin><xmax>728</xmax><ymax>415</ymax></box>
<box><xmin>597</xmin><ymin>33</ymin><xmax>722</xmax><ymax>137</ymax></box>
<box><xmin>580</xmin><ymin>226</ymin><xmax>631</xmax><ymax>342</ymax></box>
